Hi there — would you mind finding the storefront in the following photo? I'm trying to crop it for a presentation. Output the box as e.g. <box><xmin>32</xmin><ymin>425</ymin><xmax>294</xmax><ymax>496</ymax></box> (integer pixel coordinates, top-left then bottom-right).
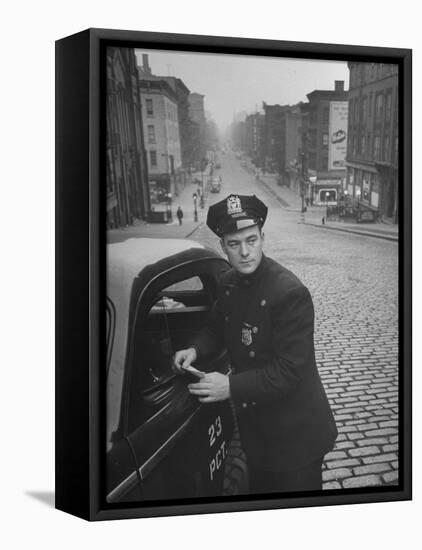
<box><xmin>346</xmin><ymin>164</ymin><xmax>380</xmax><ymax>213</ymax></box>
<box><xmin>313</xmin><ymin>179</ymin><xmax>342</xmax><ymax>206</ymax></box>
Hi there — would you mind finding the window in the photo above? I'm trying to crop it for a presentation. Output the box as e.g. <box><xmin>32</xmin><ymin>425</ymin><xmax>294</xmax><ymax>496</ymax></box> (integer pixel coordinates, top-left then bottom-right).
<box><xmin>354</xmin><ymin>99</ymin><xmax>359</xmax><ymax>122</ymax></box>
<box><xmin>374</xmin><ymin>135</ymin><xmax>381</xmax><ymax>159</ymax></box>
<box><xmin>383</xmin><ymin>136</ymin><xmax>390</xmax><ymax>161</ymax></box>
<box><xmin>322</xmin><ymin>108</ymin><xmax>329</xmax><ymax>124</ymax></box>
<box><xmin>319</xmin><ymin>189</ymin><xmax>336</xmax><ymax>202</ymax></box>
<box><xmin>351</xmin><ymin>135</ymin><xmax>357</xmax><ymax>156</ymax></box>
<box><xmin>363</xmin><ymin>177</ymin><xmax>370</xmax><ymax>201</ymax></box>
<box><xmin>146</xmin><ymin>98</ymin><xmax>153</xmax><ymax>116</ymax></box>
<box><xmin>147</xmin><ymin>125</ymin><xmax>156</xmax><ymax>144</ymax></box>
<box><xmin>394</xmin><ymin>136</ymin><xmax>398</xmax><ymax>164</ymax></box>
<box><xmin>368</xmin><ymin>92</ymin><xmax>373</xmax><ymax>117</ymax></box>
<box><xmin>149</xmin><ymin>150</ymin><xmax>157</xmax><ymax>167</ymax></box>
<box><xmin>360</xmin><ymin>134</ymin><xmax>366</xmax><ymax>156</ymax></box>
<box><xmin>361</xmin><ymin>96</ymin><xmax>368</xmax><ymax>121</ymax></box>
<box><xmin>375</xmin><ymin>94</ymin><xmax>384</xmax><ymax>121</ymax></box>
<box><xmin>127</xmin><ymin>267</ymin><xmax>223</xmax><ymax>429</ymax></box>
<box><xmin>320</xmin><ymin>156</ymin><xmax>328</xmax><ymax>171</ymax></box>
<box><xmin>322</xmin><ymin>133</ymin><xmax>329</xmax><ymax>146</ymax></box>
<box><xmin>385</xmin><ymin>91</ymin><xmax>392</xmax><ymax>122</ymax></box>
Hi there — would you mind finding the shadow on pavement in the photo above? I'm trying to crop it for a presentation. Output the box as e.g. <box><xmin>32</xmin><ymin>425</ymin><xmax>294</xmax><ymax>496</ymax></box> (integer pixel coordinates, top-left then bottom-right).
<box><xmin>26</xmin><ymin>490</ymin><xmax>55</xmax><ymax>508</ymax></box>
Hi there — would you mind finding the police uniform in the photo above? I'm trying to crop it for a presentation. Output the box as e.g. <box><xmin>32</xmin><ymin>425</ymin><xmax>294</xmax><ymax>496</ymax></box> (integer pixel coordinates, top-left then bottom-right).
<box><xmin>192</xmin><ymin>194</ymin><xmax>337</xmax><ymax>493</ymax></box>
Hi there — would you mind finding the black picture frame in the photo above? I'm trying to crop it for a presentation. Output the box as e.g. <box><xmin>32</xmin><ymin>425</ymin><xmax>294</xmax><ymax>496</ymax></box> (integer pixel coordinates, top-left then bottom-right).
<box><xmin>55</xmin><ymin>28</ymin><xmax>412</xmax><ymax>521</ymax></box>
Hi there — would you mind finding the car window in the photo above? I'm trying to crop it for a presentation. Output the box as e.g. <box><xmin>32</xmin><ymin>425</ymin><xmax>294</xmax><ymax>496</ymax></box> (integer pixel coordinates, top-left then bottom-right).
<box><xmin>162</xmin><ymin>276</ymin><xmax>203</xmax><ymax>292</ymax></box>
<box><xmin>151</xmin><ymin>277</ymin><xmax>204</xmax><ymax>311</ymax></box>
<box><xmin>126</xmin><ymin>270</ymin><xmax>218</xmax><ymax>429</ymax></box>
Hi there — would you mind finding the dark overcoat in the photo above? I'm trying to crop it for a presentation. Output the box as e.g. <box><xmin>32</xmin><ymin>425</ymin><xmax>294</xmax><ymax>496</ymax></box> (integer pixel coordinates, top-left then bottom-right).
<box><xmin>192</xmin><ymin>254</ymin><xmax>337</xmax><ymax>472</ymax></box>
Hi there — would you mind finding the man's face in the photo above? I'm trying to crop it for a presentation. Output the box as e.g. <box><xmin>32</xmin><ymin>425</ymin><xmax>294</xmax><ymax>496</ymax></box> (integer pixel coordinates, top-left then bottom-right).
<box><xmin>221</xmin><ymin>225</ymin><xmax>264</xmax><ymax>276</ymax></box>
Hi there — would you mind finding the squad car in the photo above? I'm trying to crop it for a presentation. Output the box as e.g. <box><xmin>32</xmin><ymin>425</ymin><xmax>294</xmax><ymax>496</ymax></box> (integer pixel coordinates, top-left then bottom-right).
<box><xmin>106</xmin><ymin>238</ymin><xmax>237</xmax><ymax>503</ymax></box>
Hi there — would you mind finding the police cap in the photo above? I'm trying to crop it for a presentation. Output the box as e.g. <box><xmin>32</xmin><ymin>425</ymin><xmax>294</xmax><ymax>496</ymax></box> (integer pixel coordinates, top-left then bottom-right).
<box><xmin>206</xmin><ymin>194</ymin><xmax>268</xmax><ymax>237</ymax></box>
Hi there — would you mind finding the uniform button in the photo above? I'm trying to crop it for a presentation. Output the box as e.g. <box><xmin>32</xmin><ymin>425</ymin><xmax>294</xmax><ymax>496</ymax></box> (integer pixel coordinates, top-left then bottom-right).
<box><xmin>225</xmin><ymin>290</ymin><xmax>230</xmax><ymax>296</ymax></box>
<box><xmin>244</xmin><ymin>279</ymin><xmax>250</xmax><ymax>285</ymax></box>
<box><xmin>242</xmin><ymin>402</ymin><xmax>248</xmax><ymax>409</ymax></box>
<box><xmin>225</xmin><ymin>315</ymin><xmax>229</xmax><ymax>322</ymax></box>
<box><xmin>252</xmin><ymin>326</ymin><xmax>258</xmax><ymax>334</ymax></box>
<box><xmin>252</xmin><ymin>401</ymin><xmax>256</xmax><ymax>406</ymax></box>
<box><xmin>260</xmin><ymin>299</ymin><xmax>266</xmax><ymax>307</ymax></box>
<box><xmin>249</xmin><ymin>350</ymin><xmax>255</xmax><ymax>358</ymax></box>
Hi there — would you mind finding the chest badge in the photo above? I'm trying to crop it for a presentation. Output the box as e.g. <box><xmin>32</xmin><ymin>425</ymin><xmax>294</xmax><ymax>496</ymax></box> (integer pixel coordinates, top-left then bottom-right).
<box><xmin>241</xmin><ymin>323</ymin><xmax>253</xmax><ymax>347</ymax></box>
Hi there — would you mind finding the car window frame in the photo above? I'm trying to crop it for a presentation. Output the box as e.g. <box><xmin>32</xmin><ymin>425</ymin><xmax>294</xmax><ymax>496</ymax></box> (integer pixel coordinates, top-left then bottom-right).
<box><xmin>118</xmin><ymin>255</ymin><xmax>230</xmax><ymax>439</ymax></box>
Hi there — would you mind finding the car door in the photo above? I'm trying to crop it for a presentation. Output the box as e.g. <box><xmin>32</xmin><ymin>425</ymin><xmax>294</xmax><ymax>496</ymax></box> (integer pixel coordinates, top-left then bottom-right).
<box><xmin>108</xmin><ymin>250</ymin><xmax>234</xmax><ymax>502</ymax></box>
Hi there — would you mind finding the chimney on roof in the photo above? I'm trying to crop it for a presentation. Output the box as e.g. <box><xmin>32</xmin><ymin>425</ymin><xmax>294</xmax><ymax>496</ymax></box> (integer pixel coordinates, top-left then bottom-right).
<box><xmin>142</xmin><ymin>54</ymin><xmax>151</xmax><ymax>76</ymax></box>
<box><xmin>334</xmin><ymin>80</ymin><xmax>345</xmax><ymax>92</ymax></box>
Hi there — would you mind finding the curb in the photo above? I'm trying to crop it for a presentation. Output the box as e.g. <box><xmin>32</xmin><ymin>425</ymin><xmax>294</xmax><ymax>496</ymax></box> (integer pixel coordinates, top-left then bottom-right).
<box><xmin>185</xmin><ymin>221</ymin><xmax>204</xmax><ymax>239</ymax></box>
<box><xmin>257</xmin><ymin>176</ymin><xmax>290</xmax><ymax>208</ymax></box>
<box><xmin>304</xmin><ymin>222</ymin><xmax>398</xmax><ymax>242</ymax></box>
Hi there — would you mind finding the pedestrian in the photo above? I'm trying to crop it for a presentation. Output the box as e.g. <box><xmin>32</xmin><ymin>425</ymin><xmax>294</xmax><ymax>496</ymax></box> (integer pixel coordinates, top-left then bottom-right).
<box><xmin>176</xmin><ymin>206</ymin><xmax>183</xmax><ymax>226</ymax></box>
<box><xmin>173</xmin><ymin>193</ymin><xmax>337</xmax><ymax>494</ymax></box>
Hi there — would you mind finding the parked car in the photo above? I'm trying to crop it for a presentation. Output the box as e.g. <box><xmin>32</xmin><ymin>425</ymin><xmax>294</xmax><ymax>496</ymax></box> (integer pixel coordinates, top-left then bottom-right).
<box><xmin>106</xmin><ymin>238</ymin><xmax>237</xmax><ymax>503</ymax></box>
<box><xmin>209</xmin><ymin>176</ymin><xmax>222</xmax><ymax>193</ymax></box>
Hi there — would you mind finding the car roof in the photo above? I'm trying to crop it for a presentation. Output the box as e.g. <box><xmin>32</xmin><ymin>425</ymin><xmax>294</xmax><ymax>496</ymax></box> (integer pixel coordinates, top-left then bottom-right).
<box><xmin>107</xmin><ymin>238</ymin><xmax>204</xmax><ymax>279</ymax></box>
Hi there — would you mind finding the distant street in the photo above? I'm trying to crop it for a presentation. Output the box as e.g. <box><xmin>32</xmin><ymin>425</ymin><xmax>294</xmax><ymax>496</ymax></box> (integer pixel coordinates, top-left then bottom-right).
<box><xmin>194</xmin><ymin>151</ymin><xmax>399</xmax><ymax>490</ymax></box>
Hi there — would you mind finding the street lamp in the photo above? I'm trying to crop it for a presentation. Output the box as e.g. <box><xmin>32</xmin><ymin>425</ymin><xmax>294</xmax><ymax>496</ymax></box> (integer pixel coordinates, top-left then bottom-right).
<box><xmin>193</xmin><ymin>193</ymin><xmax>198</xmax><ymax>222</ymax></box>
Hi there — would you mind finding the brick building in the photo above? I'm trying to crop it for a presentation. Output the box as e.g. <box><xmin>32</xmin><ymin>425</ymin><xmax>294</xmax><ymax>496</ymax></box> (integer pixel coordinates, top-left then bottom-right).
<box><xmin>304</xmin><ymin>81</ymin><xmax>348</xmax><ymax>205</ymax></box>
<box><xmin>106</xmin><ymin>47</ymin><xmax>150</xmax><ymax>228</ymax></box>
<box><xmin>346</xmin><ymin>63</ymin><xmax>399</xmax><ymax>222</ymax></box>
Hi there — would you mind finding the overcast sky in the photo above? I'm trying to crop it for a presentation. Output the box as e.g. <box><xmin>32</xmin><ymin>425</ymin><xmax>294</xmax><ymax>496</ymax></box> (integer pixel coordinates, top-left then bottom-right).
<box><xmin>135</xmin><ymin>49</ymin><xmax>349</xmax><ymax>133</ymax></box>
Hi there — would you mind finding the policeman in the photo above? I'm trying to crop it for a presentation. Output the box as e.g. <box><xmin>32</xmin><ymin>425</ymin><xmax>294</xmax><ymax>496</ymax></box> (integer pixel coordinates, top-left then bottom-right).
<box><xmin>173</xmin><ymin>193</ymin><xmax>337</xmax><ymax>493</ymax></box>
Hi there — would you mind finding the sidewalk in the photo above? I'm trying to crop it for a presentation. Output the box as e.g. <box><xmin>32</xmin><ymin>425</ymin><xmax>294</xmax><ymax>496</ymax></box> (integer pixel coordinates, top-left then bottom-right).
<box><xmin>107</xmin><ymin>170</ymin><xmax>210</xmax><ymax>244</ymax></box>
<box><xmin>252</xmin><ymin>167</ymin><xmax>398</xmax><ymax>243</ymax></box>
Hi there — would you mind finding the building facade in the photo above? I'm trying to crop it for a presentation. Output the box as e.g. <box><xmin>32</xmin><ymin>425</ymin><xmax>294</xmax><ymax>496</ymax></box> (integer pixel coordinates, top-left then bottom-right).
<box><xmin>159</xmin><ymin>74</ymin><xmax>193</xmax><ymax>170</ymax></box>
<box><xmin>188</xmin><ymin>93</ymin><xmax>207</xmax><ymax>163</ymax></box>
<box><xmin>106</xmin><ymin>47</ymin><xmax>150</xmax><ymax>228</ymax></box>
<box><xmin>304</xmin><ymin>81</ymin><xmax>348</xmax><ymax>205</ymax></box>
<box><xmin>262</xmin><ymin>103</ymin><xmax>290</xmax><ymax>177</ymax></box>
<box><xmin>245</xmin><ymin>113</ymin><xmax>265</xmax><ymax>168</ymax></box>
<box><xmin>346</xmin><ymin>63</ymin><xmax>399</xmax><ymax>222</ymax></box>
<box><xmin>283</xmin><ymin>104</ymin><xmax>303</xmax><ymax>192</ymax></box>
<box><xmin>138</xmin><ymin>77</ymin><xmax>183</xmax><ymax>201</ymax></box>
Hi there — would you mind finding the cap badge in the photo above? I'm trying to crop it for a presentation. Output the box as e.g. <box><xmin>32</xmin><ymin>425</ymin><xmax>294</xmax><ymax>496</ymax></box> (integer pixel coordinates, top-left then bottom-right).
<box><xmin>227</xmin><ymin>195</ymin><xmax>243</xmax><ymax>215</ymax></box>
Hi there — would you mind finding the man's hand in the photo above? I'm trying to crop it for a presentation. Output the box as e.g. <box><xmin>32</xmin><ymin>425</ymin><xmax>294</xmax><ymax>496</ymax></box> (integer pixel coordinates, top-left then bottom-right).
<box><xmin>172</xmin><ymin>347</ymin><xmax>198</xmax><ymax>374</ymax></box>
<box><xmin>188</xmin><ymin>372</ymin><xmax>230</xmax><ymax>403</ymax></box>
